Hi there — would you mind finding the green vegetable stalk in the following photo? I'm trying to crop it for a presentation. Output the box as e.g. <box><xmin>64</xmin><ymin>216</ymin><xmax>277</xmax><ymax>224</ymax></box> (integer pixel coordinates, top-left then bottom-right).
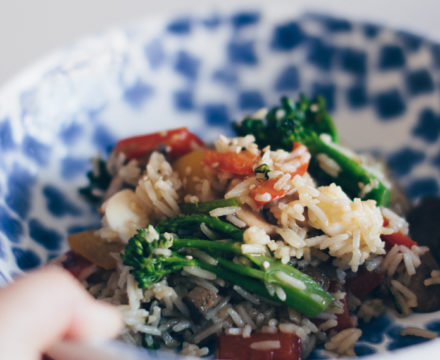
<box><xmin>179</xmin><ymin>197</ymin><xmax>241</xmax><ymax>215</ymax></box>
<box><xmin>234</xmin><ymin>95</ymin><xmax>391</xmax><ymax>206</ymax></box>
<box><xmin>122</xmin><ymin>215</ymin><xmax>334</xmax><ymax>317</ymax></box>
<box><xmin>156</xmin><ymin>214</ymin><xmax>244</xmax><ymax>241</ymax></box>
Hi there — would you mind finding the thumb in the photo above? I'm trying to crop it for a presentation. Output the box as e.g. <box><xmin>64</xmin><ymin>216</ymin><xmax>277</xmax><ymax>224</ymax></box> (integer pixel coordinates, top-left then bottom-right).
<box><xmin>0</xmin><ymin>266</ymin><xmax>122</xmax><ymax>360</ymax></box>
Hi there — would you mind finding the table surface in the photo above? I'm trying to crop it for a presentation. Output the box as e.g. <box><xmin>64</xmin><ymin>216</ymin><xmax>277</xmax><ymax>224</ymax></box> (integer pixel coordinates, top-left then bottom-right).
<box><xmin>1</xmin><ymin>0</ymin><xmax>439</xmax><ymax>88</ymax></box>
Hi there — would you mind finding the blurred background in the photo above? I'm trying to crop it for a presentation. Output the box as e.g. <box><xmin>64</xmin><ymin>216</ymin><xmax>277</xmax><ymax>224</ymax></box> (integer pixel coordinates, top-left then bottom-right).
<box><xmin>0</xmin><ymin>0</ymin><xmax>438</xmax><ymax>87</ymax></box>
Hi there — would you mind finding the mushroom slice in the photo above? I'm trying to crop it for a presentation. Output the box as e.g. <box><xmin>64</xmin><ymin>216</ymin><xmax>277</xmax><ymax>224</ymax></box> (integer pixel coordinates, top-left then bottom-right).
<box><xmin>68</xmin><ymin>230</ymin><xmax>125</xmax><ymax>270</ymax></box>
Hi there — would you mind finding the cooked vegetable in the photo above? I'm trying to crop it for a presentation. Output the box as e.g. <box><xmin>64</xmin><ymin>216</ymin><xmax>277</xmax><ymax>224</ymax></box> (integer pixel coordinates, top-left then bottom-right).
<box><xmin>156</xmin><ymin>214</ymin><xmax>244</xmax><ymax>241</ymax></box>
<box><xmin>61</xmin><ymin>250</ymin><xmax>95</xmax><ymax>279</ymax></box>
<box><xmin>67</xmin><ymin>230</ymin><xmax>125</xmax><ymax>270</ymax></box>
<box><xmin>254</xmin><ymin>163</ymin><xmax>271</xmax><ymax>180</ymax></box>
<box><xmin>79</xmin><ymin>157</ymin><xmax>112</xmax><ymax>204</ymax></box>
<box><xmin>396</xmin><ymin>252</ymin><xmax>440</xmax><ymax>312</ymax></box>
<box><xmin>381</xmin><ymin>231</ymin><xmax>417</xmax><ymax>250</ymax></box>
<box><xmin>334</xmin><ymin>298</ymin><xmax>353</xmax><ymax>331</ymax></box>
<box><xmin>234</xmin><ymin>95</ymin><xmax>391</xmax><ymax>206</ymax></box>
<box><xmin>172</xmin><ymin>149</ymin><xmax>206</xmax><ymax>193</ymax></box>
<box><xmin>114</xmin><ymin>127</ymin><xmax>204</xmax><ymax>160</ymax></box>
<box><xmin>179</xmin><ymin>197</ymin><xmax>241</xmax><ymax>214</ymax></box>
<box><xmin>121</xmin><ymin>216</ymin><xmax>334</xmax><ymax>317</ymax></box>
<box><xmin>184</xmin><ymin>286</ymin><xmax>220</xmax><ymax>318</ymax></box>
<box><xmin>203</xmin><ymin>149</ymin><xmax>259</xmax><ymax>175</ymax></box>
<box><xmin>346</xmin><ymin>269</ymin><xmax>384</xmax><ymax>299</ymax></box>
<box><xmin>407</xmin><ymin>196</ymin><xmax>440</xmax><ymax>260</ymax></box>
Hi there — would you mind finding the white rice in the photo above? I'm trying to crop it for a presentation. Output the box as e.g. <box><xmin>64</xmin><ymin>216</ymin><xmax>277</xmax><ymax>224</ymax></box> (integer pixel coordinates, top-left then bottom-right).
<box><xmin>187</xmin><ymin>276</ymin><xmax>219</xmax><ymax>294</ymax></box>
<box><xmin>271</xmin><ymin>178</ymin><xmax>386</xmax><ymax>271</ymax></box>
<box><xmin>225</xmin><ymin>214</ymin><xmax>247</xmax><ymax>228</ymax></box>
<box><xmin>316</xmin><ymin>153</ymin><xmax>341</xmax><ymax>178</ymax></box>
<box><xmin>193</xmin><ymin>322</ymin><xmax>223</xmax><ymax>344</ymax></box>
<box><xmin>235</xmin><ymin>304</ymin><xmax>256</xmax><ymax>329</ymax></box>
<box><xmin>214</xmin><ymin>134</ymin><xmax>259</xmax><ymax>155</ymax></box>
<box><xmin>250</xmin><ymin>340</ymin><xmax>281</xmax><ymax>350</ymax></box>
<box><xmin>182</xmin><ymin>266</ymin><xmax>216</xmax><ymax>280</ymax></box>
<box><xmin>390</xmin><ymin>280</ymin><xmax>417</xmax><ymax>315</ymax></box>
<box><xmin>205</xmin><ymin>296</ymin><xmax>230</xmax><ymax>320</ymax></box>
<box><xmin>233</xmin><ymin>285</ymin><xmax>261</xmax><ymax>305</ymax></box>
<box><xmin>209</xmin><ymin>206</ymin><xmax>240</xmax><ymax>217</ymax></box>
<box><xmin>152</xmin><ymin>248</ymin><xmax>172</xmax><ymax>257</ymax></box>
<box><xmin>172</xmin><ymin>320</ymin><xmax>192</xmax><ymax>333</ymax></box>
<box><xmin>225</xmin><ymin>327</ymin><xmax>242</xmax><ymax>336</ymax></box>
<box><xmin>180</xmin><ymin>342</ymin><xmax>210</xmax><ymax>357</ymax></box>
<box><xmin>319</xmin><ymin>319</ymin><xmax>338</xmax><ymax>331</ymax></box>
<box><xmin>324</xmin><ymin>328</ymin><xmax>362</xmax><ymax>357</ymax></box>
<box><xmin>400</xmin><ymin>327</ymin><xmax>437</xmax><ymax>339</ymax></box>
<box><xmin>200</xmin><ymin>223</ymin><xmax>217</xmax><ymax>239</ymax></box>
<box><xmin>424</xmin><ymin>270</ymin><xmax>440</xmax><ymax>286</ymax></box>
<box><xmin>275</xmin><ymin>286</ymin><xmax>287</xmax><ymax>301</ymax></box>
<box><xmin>241</xmin><ymin>244</ymin><xmax>267</xmax><ymax>254</ymax></box>
<box><xmin>381</xmin><ymin>245</ymin><xmax>427</xmax><ymax>276</ymax></box>
<box><xmin>227</xmin><ymin>307</ymin><xmax>245</xmax><ymax>327</ymax></box>
<box><xmin>242</xmin><ymin>324</ymin><xmax>252</xmax><ymax>338</ymax></box>
<box><xmin>357</xmin><ymin>299</ymin><xmax>386</xmax><ymax>323</ymax></box>
<box><xmin>275</xmin><ymin>271</ymin><xmax>306</xmax><ymax>291</ymax></box>
<box><xmin>189</xmin><ymin>248</ymin><xmax>218</xmax><ymax>266</ymax></box>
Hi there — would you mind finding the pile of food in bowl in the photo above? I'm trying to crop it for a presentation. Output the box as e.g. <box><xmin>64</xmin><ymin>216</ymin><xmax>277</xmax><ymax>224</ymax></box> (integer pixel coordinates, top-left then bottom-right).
<box><xmin>54</xmin><ymin>95</ymin><xmax>440</xmax><ymax>359</ymax></box>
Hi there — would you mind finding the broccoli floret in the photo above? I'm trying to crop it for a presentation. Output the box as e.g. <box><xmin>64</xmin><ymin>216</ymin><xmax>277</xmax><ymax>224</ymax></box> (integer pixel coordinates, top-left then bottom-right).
<box><xmin>234</xmin><ymin>95</ymin><xmax>390</xmax><ymax>206</ymax></box>
<box><xmin>121</xmin><ymin>215</ymin><xmax>334</xmax><ymax>317</ymax></box>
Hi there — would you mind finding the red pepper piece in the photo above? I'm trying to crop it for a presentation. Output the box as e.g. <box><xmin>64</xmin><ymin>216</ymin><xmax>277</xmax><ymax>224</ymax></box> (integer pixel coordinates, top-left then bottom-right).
<box><xmin>217</xmin><ymin>332</ymin><xmax>302</xmax><ymax>360</ymax></box>
<box><xmin>346</xmin><ymin>269</ymin><xmax>384</xmax><ymax>299</ymax></box>
<box><xmin>382</xmin><ymin>216</ymin><xmax>417</xmax><ymax>250</ymax></box>
<box><xmin>203</xmin><ymin>149</ymin><xmax>259</xmax><ymax>176</ymax></box>
<box><xmin>334</xmin><ymin>298</ymin><xmax>354</xmax><ymax>331</ymax></box>
<box><xmin>61</xmin><ymin>251</ymin><xmax>95</xmax><ymax>279</ymax></box>
<box><xmin>381</xmin><ymin>231</ymin><xmax>417</xmax><ymax>251</ymax></box>
<box><xmin>114</xmin><ymin>127</ymin><xmax>204</xmax><ymax>160</ymax></box>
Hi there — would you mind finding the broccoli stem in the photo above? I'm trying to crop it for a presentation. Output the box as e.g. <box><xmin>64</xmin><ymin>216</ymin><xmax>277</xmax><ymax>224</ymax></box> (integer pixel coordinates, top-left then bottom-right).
<box><xmin>173</xmin><ymin>238</ymin><xmax>243</xmax><ymax>254</ymax></box>
<box><xmin>304</xmin><ymin>135</ymin><xmax>391</xmax><ymax>206</ymax></box>
<box><xmin>123</xmin><ymin>220</ymin><xmax>334</xmax><ymax>317</ymax></box>
<box><xmin>156</xmin><ymin>214</ymin><xmax>244</xmax><ymax>241</ymax></box>
<box><xmin>179</xmin><ymin>198</ymin><xmax>241</xmax><ymax>215</ymax></box>
<box><xmin>173</xmin><ymin>238</ymin><xmax>334</xmax><ymax>316</ymax></box>
<box><xmin>180</xmin><ymin>253</ymin><xmax>331</xmax><ymax>317</ymax></box>
<box><xmin>190</xmin><ymin>258</ymin><xmax>274</xmax><ymax>301</ymax></box>
<box><xmin>245</xmin><ymin>255</ymin><xmax>335</xmax><ymax>316</ymax></box>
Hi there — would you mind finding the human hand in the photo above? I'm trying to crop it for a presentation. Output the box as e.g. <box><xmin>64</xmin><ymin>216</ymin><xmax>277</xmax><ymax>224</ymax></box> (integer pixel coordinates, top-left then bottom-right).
<box><xmin>0</xmin><ymin>266</ymin><xmax>122</xmax><ymax>360</ymax></box>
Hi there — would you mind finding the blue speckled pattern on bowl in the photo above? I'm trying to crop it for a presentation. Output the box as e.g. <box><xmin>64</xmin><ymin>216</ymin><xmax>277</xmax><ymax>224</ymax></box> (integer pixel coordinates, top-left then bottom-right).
<box><xmin>1</xmin><ymin>9</ymin><xmax>440</xmax><ymax>359</ymax></box>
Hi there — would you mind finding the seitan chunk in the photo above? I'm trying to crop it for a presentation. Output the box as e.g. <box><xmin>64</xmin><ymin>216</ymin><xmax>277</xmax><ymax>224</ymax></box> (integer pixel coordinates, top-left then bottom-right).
<box><xmin>184</xmin><ymin>286</ymin><xmax>220</xmax><ymax>318</ymax></box>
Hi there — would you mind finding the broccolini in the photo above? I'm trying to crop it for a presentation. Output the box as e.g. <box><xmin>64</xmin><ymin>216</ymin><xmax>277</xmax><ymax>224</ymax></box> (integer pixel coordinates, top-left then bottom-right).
<box><xmin>234</xmin><ymin>95</ymin><xmax>391</xmax><ymax>206</ymax></box>
<box><xmin>121</xmin><ymin>215</ymin><xmax>334</xmax><ymax>317</ymax></box>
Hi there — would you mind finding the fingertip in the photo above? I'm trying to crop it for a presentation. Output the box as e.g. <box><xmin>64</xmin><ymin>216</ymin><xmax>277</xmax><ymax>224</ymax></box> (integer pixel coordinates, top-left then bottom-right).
<box><xmin>69</xmin><ymin>299</ymin><xmax>123</xmax><ymax>340</ymax></box>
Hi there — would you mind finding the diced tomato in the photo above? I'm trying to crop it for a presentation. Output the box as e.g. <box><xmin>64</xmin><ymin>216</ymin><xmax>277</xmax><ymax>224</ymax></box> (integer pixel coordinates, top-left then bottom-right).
<box><xmin>114</xmin><ymin>128</ymin><xmax>204</xmax><ymax>160</ymax></box>
<box><xmin>217</xmin><ymin>332</ymin><xmax>302</xmax><ymax>360</ymax></box>
<box><xmin>203</xmin><ymin>149</ymin><xmax>259</xmax><ymax>176</ymax></box>
<box><xmin>381</xmin><ymin>216</ymin><xmax>417</xmax><ymax>250</ymax></box>
<box><xmin>251</xmin><ymin>178</ymin><xmax>286</xmax><ymax>207</ymax></box>
<box><xmin>346</xmin><ymin>269</ymin><xmax>384</xmax><ymax>299</ymax></box>
<box><xmin>62</xmin><ymin>251</ymin><xmax>95</xmax><ymax>279</ymax></box>
<box><xmin>381</xmin><ymin>231</ymin><xmax>417</xmax><ymax>251</ymax></box>
<box><xmin>313</xmin><ymin>297</ymin><xmax>353</xmax><ymax>332</ymax></box>
<box><xmin>251</xmin><ymin>142</ymin><xmax>310</xmax><ymax>207</ymax></box>
<box><xmin>334</xmin><ymin>298</ymin><xmax>353</xmax><ymax>331</ymax></box>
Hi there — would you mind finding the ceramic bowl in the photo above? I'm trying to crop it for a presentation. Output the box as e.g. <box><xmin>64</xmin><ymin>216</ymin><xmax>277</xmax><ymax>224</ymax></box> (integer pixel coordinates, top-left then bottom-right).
<box><xmin>1</xmin><ymin>9</ymin><xmax>440</xmax><ymax>359</ymax></box>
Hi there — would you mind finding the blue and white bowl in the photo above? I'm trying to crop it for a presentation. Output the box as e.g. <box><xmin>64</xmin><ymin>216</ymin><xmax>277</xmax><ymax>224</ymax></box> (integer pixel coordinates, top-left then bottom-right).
<box><xmin>1</xmin><ymin>8</ymin><xmax>440</xmax><ymax>359</ymax></box>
